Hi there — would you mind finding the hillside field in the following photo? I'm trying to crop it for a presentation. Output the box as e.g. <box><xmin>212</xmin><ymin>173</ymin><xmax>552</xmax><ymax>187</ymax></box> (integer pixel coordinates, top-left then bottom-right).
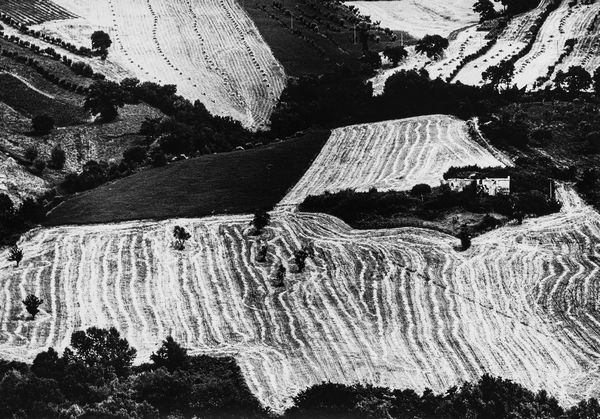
<box><xmin>2</xmin><ymin>185</ymin><xmax>600</xmax><ymax>412</ymax></box>
<box><xmin>46</xmin><ymin>130</ymin><xmax>329</xmax><ymax>225</ymax></box>
<box><xmin>279</xmin><ymin>115</ymin><xmax>508</xmax><ymax>206</ymax></box>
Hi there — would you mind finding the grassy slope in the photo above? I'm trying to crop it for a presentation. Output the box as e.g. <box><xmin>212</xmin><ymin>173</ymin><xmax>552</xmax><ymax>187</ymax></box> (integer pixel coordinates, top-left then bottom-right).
<box><xmin>0</xmin><ymin>73</ymin><xmax>85</xmax><ymax>125</ymax></box>
<box><xmin>45</xmin><ymin>130</ymin><xmax>329</xmax><ymax>225</ymax></box>
<box><xmin>240</xmin><ymin>0</ymin><xmax>399</xmax><ymax>75</ymax></box>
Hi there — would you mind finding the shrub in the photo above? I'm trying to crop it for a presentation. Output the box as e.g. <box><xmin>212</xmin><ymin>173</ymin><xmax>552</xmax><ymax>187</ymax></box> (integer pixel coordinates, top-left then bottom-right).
<box><xmin>48</xmin><ymin>146</ymin><xmax>66</xmax><ymax>170</ymax></box>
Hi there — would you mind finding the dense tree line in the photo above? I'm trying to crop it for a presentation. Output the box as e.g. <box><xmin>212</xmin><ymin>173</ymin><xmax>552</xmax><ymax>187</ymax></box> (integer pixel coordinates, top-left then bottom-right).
<box><xmin>0</xmin><ymin>193</ymin><xmax>48</xmax><ymax>246</ymax></box>
<box><xmin>0</xmin><ymin>329</ymin><xmax>598</xmax><ymax>418</ymax></box>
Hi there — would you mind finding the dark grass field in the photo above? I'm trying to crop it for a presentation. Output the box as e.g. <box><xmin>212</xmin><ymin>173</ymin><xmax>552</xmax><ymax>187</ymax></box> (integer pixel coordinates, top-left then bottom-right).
<box><xmin>0</xmin><ymin>73</ymin><xmax>85</xmax><ymax>125</ymax></box>
<box><xmin>45</xmin><ymin>130</ymin><xmax>330</xmax><ymax>225</ymax></box>
<box><xmin>240</xmin><ymin>0</ymin><xmax>399</xmax><ymax>76</ymax></box>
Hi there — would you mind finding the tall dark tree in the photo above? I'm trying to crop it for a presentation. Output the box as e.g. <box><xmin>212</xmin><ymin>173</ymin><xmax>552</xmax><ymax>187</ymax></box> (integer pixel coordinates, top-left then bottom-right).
<box><xmin>474</xmin><ymin>0</ymin><xmax>498</xmax><ymax>21</ymax></box>
<box><xmin>49</xmin><ymin>145</ymin><xmax>66</xmax><ymax>170</ymax></box>
<box><xmin>91</xmin><ymin>30</ymin><xmax>112</xmax><ymax>55</ymax></box>
<box><xmin>150</xmin><ymin>336</ymin><xmax>188</xmax><ymax>372</ymax></box>
<box><xmin>415</xmin><ymin>35</ymin><xmax>449</xmax><ymax>60</ymax></box>
<box><xmin>84</xmin><ymin>80</ymin><xmax>126</xmax><ymax>122</ymax></box>
<box><xmin>482</xmin><ymin>60</ymin><xmax>515</xmax><ymax>90</ymax></box>
<box><xmin>22</xmin><ymin>294</ymin><xmax>43</xmax><ymax>319</ymax></box>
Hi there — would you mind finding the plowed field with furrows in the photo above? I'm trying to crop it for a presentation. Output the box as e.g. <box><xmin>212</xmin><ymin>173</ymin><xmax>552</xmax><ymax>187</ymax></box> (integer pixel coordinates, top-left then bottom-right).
<box><xmin>38</xmin><ymin>0</ymin><xmax>286</xmax><ymax>129</ymax></box>
<box><xmin>278</xmin><ymin>115</ymin><xmax>506</xmax><ymax>207</ymax></box>
<box><xmin>0</xmin><ymin>0</ymin><xmax>77</xmax><ymax>25</ymax></box>
<box><xmin>1</xmin><ymin>185</ymin><xmax>600</xmax><ymax>410</ymax></box>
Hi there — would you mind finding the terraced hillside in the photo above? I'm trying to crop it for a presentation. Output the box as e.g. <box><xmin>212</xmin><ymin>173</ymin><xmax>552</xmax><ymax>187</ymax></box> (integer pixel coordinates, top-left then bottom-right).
<box><xmin>1</xmin><ymin>185</ymin><xmax>600</xmax><ymax>411</ymax></box>
<box><xmin>32</xmin><ymin>0</ymin><xmax>286</xmax><ymax>129</ymax></box>
<box><xmin>0</xmin><ymin>0</ymin><xmax>76</xmax><ymax>25</ymax></box>
<box><xmin>279</xmin><ymin>115</ymin><xmax>507</xmax><ymax>207</ymax></box>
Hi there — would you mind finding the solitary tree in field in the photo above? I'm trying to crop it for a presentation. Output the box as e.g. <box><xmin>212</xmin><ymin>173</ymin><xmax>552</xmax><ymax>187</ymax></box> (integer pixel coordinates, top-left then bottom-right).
<box><xmin>8</xmin><ymin>245</ymin><xmax>23</xmax><ymax>267</ymax></box>
<box><xmin>272</xmin><ymin>264</ymin><xmax>286</xmax><ymax>287</ymax></box>
<box><xmin>474</xmin><ymin>0</ymin><xmax>498</xmax><ymax>21</ymax></box>
<box><xmin>23</xmin><ymin>294</ymin><xmax>43</xmax><ymax>319</ymax></box>
<box><xmin>49</xmin><ymin>145</ymin><xmax>66</xmax><ymax>170</ymax></box>
<box><xmin>415</xmin><ymin>35</ymin><xmax>449</xmax><ymax>60</ymax></box>
<box><xmin>84</xmin><ymin>80</ymin><xmax>126</xmax><ymax>122</ymax></box>
<box><xmin>31</xmin><ymin>114</ymin><xmax>54</xmax><ymax>135</ymax></box>
<box><xmin>91</xmin><ymin>30</ymin><xmax>112</xmax><ymax>56</ymax></box>
<box><xmin>482</xmin><ymin>60</ymin><xmax>515</xmax><ymax>90</ymax></box>
<box><xmin>554</xmin><ymin>66</ymin><xmax>592</xmax><ymax>94</ymax></box>
<box><xmin>173</xmin><ymin>226</ymin><xmax>191</xmax><ymax>250</ymax></box>
<box><xmin>255</xmin><ymin>240</ymin><xmax>268</xmax><ymax>262</ymax></box>
<box><xmin>251</xmin><ymin>210</ymin><xmax>271</xmax><ymax>235</ymax></box>
<box><xmin>383</xmin><ymin>45</ymin><xmax>408</xmax><ymax>67</ymax></box>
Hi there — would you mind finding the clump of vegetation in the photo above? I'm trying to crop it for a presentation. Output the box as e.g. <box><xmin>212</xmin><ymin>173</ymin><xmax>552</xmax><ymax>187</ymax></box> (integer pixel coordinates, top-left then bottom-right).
<box><xmin>415</xmin><ymin>34</ymin><xmax>449</xmax><ymax>60</ymax></box>
<box><xmin>31</xmin><ymin>114</ymin><xmax>54</xmax><ymax>135</ymax></box>
<box><xmin>251</xmin><ymin>210</ymin><xmax>271</xmax><ymax>235</ymax></box>
<box><xmin>22</xmin><ymin>294</ymin><xmax>43</xmax><ymax>319</ymax></box>
<box><xmin>172</xmin><ymin>225</ymin><xmax>191</xmax><ymax>250</ymax></box>
<box><xmin>84</xmin><ymin>80</ymin><xmax>126</xmax><ymax>122</ymax></box>
<box><xmin>91</xmin><ymin>30</ymin><xmax>112</xmax><ymax>57</ymax></box>
<box><xmin>48</xmin><ymin>145</ymin><xmax>66</xmax><ymax>170</ymax></box>
<box><xmin>272</xmin><ymin>263</ymin><xmax>286</xmax><ymax>287</ymax></box>
<box><xmin>8</xmin><ymin>245</ymin><xmax>23</xmax><ymax>267</ymax></box>
<box><xmin>255</xmin><ymin>240</ymin><xmax>269</xmax><ymax>263</ymax></box>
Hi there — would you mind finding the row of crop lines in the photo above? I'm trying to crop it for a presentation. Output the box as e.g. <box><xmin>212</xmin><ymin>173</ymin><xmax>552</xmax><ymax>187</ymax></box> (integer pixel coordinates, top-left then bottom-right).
<box><xmin>278</xmin><ymin>115</ymin><xmax>506</xmax><ymax>207</ymax></box>
<box><xmin>2</xmin><ymin>189</ymin><xmax>600</xmax><ymax>408</ymax></box>
<box><xmin>451</xmin><ymin>0</ymin><xmax>552</xmax><ymax>86</ymax></box>
<box><xmin>513</xmin><ymin>1</ymin><xmax>600</xmax><ymax>88</ymax></box>
<box><xmin>0</xmin><ymin>0</ymin><xmax>76</xmax><ymax>25</ymax></box>
<box><xmin>93</xmin><ymin>0</ymin><xmax>284</xmax><ymax>129</ymax></box>
<box><xmin>551</xmin><ymin>3</ymin><xmax>600</xmax><ymax>76</ymax></box>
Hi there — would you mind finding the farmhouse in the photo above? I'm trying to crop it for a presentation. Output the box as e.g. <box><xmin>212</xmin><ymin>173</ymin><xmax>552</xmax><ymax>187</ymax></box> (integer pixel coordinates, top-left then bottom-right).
<box><xmin>445</xmin><ymin>175</ymin><xmax>510</xmax><ymax>196</ymax></box>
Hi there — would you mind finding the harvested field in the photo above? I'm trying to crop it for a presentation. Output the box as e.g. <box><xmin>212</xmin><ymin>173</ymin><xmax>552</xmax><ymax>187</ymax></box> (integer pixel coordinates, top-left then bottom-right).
<box><xmin>279</xmin><ymin>115</ymin><xmax>507</xmax><ymax>207</ymax></box>
<box><xmin>37</xmin><ymin>0</ymin><xmax>286</xmax><ymax>129</ymax></box>
<box><xmin>0</xmin><ymin>73</ymin><xmax>85</xmax><ymax>125</ymax></box>
<box><xmin>346</xmin><ymin>0</ymin><xmax>480</xmax><ymax>38</ymax></box>
<box><xmin>0</xmin><ymin>0</ymin><xmax>76</xmax><ymax>25</ymax></box>
<box><xmin>1</xmin><ymin>185</ymin><xmax>600</xmax><ymax>411</ymax></box>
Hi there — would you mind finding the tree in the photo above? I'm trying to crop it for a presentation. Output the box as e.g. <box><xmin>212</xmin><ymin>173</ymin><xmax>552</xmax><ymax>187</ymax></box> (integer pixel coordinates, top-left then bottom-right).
<box><xmin>554</xmin><ymin>65</ymin><xmax>592</xmax><ymax>93</ymax></box>
<box><xmin>255</xmin><ymin>240</ymin><xmax>268</xmax><ymax>262</ymax></box>
<box><xmin>91</xmin><ymin>30</ymin><xmax>112</xmax><ymax>55</ymax></box>
<box><xmin>410</xmin><ymin>183</ymin><xmax>432</xmax><ymax>197</ymax></box>
<box><xmin>593</xmin><ymin>66</ymin><xmax>600</xmax><ymax>96</ymax></box>
<box><xmin>8</xmin><ymin>245</ymin><xmax>23</xmax><ymax>267</ymax></box>
<box><xmin>31</xmin><ymin>114</ymin><xmax>54</xmax><ymax>135</ymax></box>
<box><xmin>482</xmin><ymin>60</ymin><xmax>515</xmax><ymax>90</ymax></box>
<box><xmin>251</xmin><ymin>210</ymin><xmax>271</xmax><ymax>235</ymax></box>
<box><xmin>415</xmin><ymin>35</ymin><xmax>449</xmax><ymax>60</ymax></box>
<box><xmin>49</xmin><ymin>145</ymin><xmax>66</xmax><ymax>170</ymax></box>
<box><xmin>22</xmin><ymin>294</ymin><xmax>43</xmax><ymax>319</ymax></box>
<box><xmin>66</xmin><ymin>327</ymin><xmax>137</xmax><ymax>379</ymax></box>
<box><xmin>150</xmin><ymin>336</ymin><xmax>188</xmax><ymax>372</ymax></box>
<box><xmin>458</xmin><ymin>229</ymin><xmax>471</xmax><ymax>251</ymax></box>
<box><xmin>33</xmin><ymin>158</ymin><xmax>46</xmax><ymax>175</ymax></box>
<box><xmin>293</xmin><ymin>249</ymin><xmax>309</xmax><ymax>273</ymax></box>
<box><xmin>173</xmin><ymin>226</ymin><xmax>191</xmax><ymax>250</ymax></box>
<box><xmin>84</xmin><ymin>80</ymin><xmax>126</xmax><ymax>122</ymax></box>
<box><xmin>123</xmin><ymin>146</ymin><xmax>147</xmax><ymax>165</ymax></box>
<box><xmin>383</xmin><ymin>45</ymin><xmax>408</xmax><ymax>67</ymax></box>
<box><xmin>24</xmin><ymin>146</ymin><xmax>38</xmax><ymax>163</ymax></box>
<box><xmin>357</xmin><ymin>21</ymin><xmax>370</xmax><ymax>52</ymax></box>
<box><xmin>272</xmin><ymin>264</ymin><xmax>286</xmax><ymax>287</ymax></box>
<box><xmin>474</xmin><ymin>0</ymin><xmax>498</xmax><ymax>21</ymax></box>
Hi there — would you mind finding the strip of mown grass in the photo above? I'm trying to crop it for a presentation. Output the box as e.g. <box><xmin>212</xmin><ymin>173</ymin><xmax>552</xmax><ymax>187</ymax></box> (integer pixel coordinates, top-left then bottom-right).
<box><xmin>0</xmin><ymin>73</ymin><xmax>85</xmax><ymax>125</ymax></box>
<box><xmin>45</xmin><ymin>130</ymin><xmax>329</xmax><ymax>225</ymax></box>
